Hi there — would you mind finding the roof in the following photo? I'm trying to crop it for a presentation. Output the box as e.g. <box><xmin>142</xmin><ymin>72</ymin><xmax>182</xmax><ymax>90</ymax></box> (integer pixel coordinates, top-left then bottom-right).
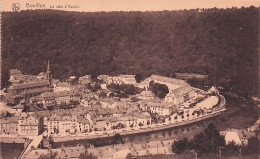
<box><xmin>147</xmin><ymin>102</ymin><xmax>176</xmax><ymax>109</ymax></box>
<box><xmin>37</xmin><ymin>110</ymin><xmax>50</xmax><ymax>117</ymax></box>
<box><xmin>20</xmin><ymin>116</ymin><xmax>39</xmax><ymax>126</ymax></box>
<box><xmin>41</xmin><ymin>91</ymin><xmax>78</xmax><ymax>98</ymax></box>
<box><xmin>109</xmin><ymin>116</ymin><xmax>135</xmax><ymax>123</ymax></box>
<box><xmin>147</xmin><ymin>74</ymin><xmax>188</xmax><ymax>86</ymax></box>
<box><xmin>170</xmin><ymin>86</ymin><xmax>193</xmax><ymax>97</ymax></box>
<box><xmin>133</xmin><ymin>112</ymin><xmax>151</xmax><ymax>119</ymax></box>
<box><xmin>25</xmin><ymin>87</ymin><xmax>53</xmax><ymax>94</ymax></box>
<box><xmin>0</xmin><ymin>117</ymin><xmax>19</xmax><ymax>124</ymax></box>
<box><xmin>77</xmin><ymin>117</ymin><xmax>90</xmax><ymax>124</ymax></box>
<box><xmin>208</xmin><ymin>86</ymin><xmax>219</xmax><ymax>93</ymax></box>
<box><xmin>9</xmin><ymin>80</ymin><xmax>50</xmax><ymax>90</ymax></box>
<box><xmin>52</xmin><ymin>79</ymin><xmax>60</xmax><ymax>85</ymax></box>
<box><xmin>118</xmin><ymin>75</ymin><xmax>135</xmax><ymax>78</ymax></box>
<box><xmin>140</xmin><ymin>91</ymin><xmax>155</xmax><ymax>97</ymax></box>
<box><xmin>12</xmin><ymin>104</ymin><xmax>24</xmax><ymax>109</ymax></box>
<box><xmin>97</xmin><ymin>75</ymin><xmax>109</xmax><ymax>81</ymax></box>
<box><xmin>225</xmin><ymin>130</ymin><xmax>242</xmax><ymax>145</ymax></box>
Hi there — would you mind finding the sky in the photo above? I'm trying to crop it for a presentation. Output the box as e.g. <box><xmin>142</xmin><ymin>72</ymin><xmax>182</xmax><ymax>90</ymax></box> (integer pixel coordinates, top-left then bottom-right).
<box><xmin>1</xmin><ymin>0</ymin><xmax>260</xmax><ymax>12</ymax></box>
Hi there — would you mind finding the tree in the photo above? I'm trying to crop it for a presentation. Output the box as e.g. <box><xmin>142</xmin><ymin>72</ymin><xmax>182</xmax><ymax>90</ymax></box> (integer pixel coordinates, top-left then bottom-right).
<box><xmin>139</xmin><ymin>122</ymin><xmax>143</xmax><ymax>127</ymax></box>
<box><xmin>38</xmin><ymin>151</ymin><xmax>58</xmax><ymax>159</ymax></box>
<box><xmin>78</xmin><ymin>153</ymin><xmax>98</xmax><ymax>159</ymax></box>
<box><xmin>243</xmin><ymin>136</ymin><xmax>259</xmax><ymax>155</ymax></box>
<box><xmin>223</xmin><ymin>141</ymin><xmax>240</xmax><ymax>156</ymax></box>
<box><xmin>192</xmin><ymin>123</ymin><xmax>225</xmax><ymax>155</ymax></box>
<box><xmin>172</xmin><ymin>138</ymin><xmax>189</xmax><ymax>154</ymax></box>
<box><xmin>113</xmin><ymin>133</ymin><xmax>123</xmax><ymax>144</ymax></box>
<box><xmin>98</xmin><ymin>92</ymin><xmax>107</xmax><ymax>98</ymax></box>
<box><xmin>135</xmin><ymin>73</ymin><xmax>143</xmax><ymax>83</ymax></box>
<box><xmin>149</xmin><ymin>81</ymin><xmax>169</xmax><ymax>99</ymax></box>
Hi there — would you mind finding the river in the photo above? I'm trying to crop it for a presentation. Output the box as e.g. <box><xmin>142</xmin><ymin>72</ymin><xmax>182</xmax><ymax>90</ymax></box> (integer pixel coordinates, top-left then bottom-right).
<box><xmin>0</xmin><ymin>142</ymin><xmax>24</xmax><ymax>159</ymax></box>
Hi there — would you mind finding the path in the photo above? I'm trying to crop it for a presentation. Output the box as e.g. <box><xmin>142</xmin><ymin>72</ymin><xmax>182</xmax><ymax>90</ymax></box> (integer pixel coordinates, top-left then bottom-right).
<box><xmin>19</xmin><ymin>134</ymin><xmax>43</xmax><ymax>159</ymax></box>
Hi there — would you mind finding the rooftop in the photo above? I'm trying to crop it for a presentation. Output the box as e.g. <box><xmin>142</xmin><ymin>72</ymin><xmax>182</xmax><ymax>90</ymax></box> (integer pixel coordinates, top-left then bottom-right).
<box><xmin>147</xmin><ymin>74</ymin><xmax>189</xmax><ymax>86</ymax></box>
<box><xmin>9</xmin><ymin>80</ymin><xmax>50</xmax><ymax>90</ymax></box>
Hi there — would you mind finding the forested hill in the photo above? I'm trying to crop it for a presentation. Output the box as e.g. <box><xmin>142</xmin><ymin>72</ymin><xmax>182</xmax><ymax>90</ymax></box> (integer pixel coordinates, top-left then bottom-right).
<box><xmin>2</xmin><ymin>7</ymin><xmax>259</xmax><ymax>97</ymax></box>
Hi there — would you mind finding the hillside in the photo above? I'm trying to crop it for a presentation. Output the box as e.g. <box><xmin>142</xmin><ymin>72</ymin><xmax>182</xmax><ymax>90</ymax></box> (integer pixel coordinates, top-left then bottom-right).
<box><xmin>1</xmin><ymin>7</ymin><xmax>259</xmax><ymax>96</ymax></box>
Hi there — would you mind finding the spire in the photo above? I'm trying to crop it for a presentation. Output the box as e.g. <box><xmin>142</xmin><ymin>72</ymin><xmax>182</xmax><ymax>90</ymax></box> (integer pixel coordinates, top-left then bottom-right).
<box><xmin>46</xmin><ymin>59</ymin><xmax>51</xmax><ymax>83</ymax></box>
<box><xmin>47</xmin><ymin>59</ymin><xmax>50</xmax><ymax>73</ymax></box>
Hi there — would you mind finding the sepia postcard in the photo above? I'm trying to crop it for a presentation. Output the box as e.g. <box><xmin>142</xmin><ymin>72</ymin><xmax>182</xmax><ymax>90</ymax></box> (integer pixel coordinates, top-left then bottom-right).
<box><xmin>0</xmin><ymin>0</ymin><xmax>260</xmax><ymax>159</ymax></box>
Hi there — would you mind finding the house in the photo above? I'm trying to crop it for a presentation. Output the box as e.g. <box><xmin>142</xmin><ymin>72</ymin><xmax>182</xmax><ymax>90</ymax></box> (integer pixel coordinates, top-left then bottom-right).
<box><xmin>6</xmin><ymin>80</ymin><xmax>51</xmax><ymax>105</ymax></box>
<box><xmin>78</xmin><ymin>75</ymin><xmax>92</xmax><ymax>85</ymax></box>
<box><xmin>99</xmin><ymin>99</ymin><xmax>117</xmax><ymax>109</ymax></box>
<box><xmin>97</xmin><ymin>75</ymin><xmax>110</xmax><ymax>83</ymax></box>
<box><xmin>94</xmin><ymin>117</ymin><xmax>107</xmax><ymax>131</ymax></box>
<box><xmin>208</xmin><ymin>86</ymin><xmax>219</xmax><ymax>94</ymax></box>
<box><xmin>0</xmin><ymin>117</ymin><xmax>19</xmax><ymax>134</ymax></box>
<box><xmin>9</xmin><ymin>69</ymin><xmax>22</xmax><ymax>83</ymax></box>
<box><xmin>133</xmin><ymin>112</ymin><xmax>152</xmax><ymax>126</ymax></box>
<box><xmin>31</xmin><ymin>110</ymin><xmax>51</xmax><ymax>133</ymax></box>
<box><xmin>138</xmin><ymin>90</ymin><xmax>155</xmax><ymax>100</ymax></box>
<box><xmin>117</xmin><ymin>75</ymin><xmax>136</xmax><ymax>85</ymax></box>
<box><xmin>107</xmin><ymin>75</ymin><xmax>136</xmax><ymax>85</ymax></box>
<box><xmin>224</xmin><ymin>130</ymin><xmax>242</xmax><ymax>145</ymax></box>
<box><xmin>165</xmin><ymin>86</ymin><xmax>195</xmax><ymax>105</ymax></box>
<box><xmin>12</xmin><ymin>104</ymin><xmax>24</xmax><ymax>115</ymax></box>
<box><xmin>32</xmin><ymin>91</ymin><xmax>81</xmax><ymax>109</ymax></box>
<box><xmin>54</xmin><ymin>81</ymin><xmax>71</xmax><ymax>92</ymax></box>
<box><xmin>47</xmin><ymin>115</ymin><xmax>74</xmax><ymax>135</ymax></box>
<box><xmin>76</xmin><ymin>117</ymin><xmax>90</xmax><ymax>133</ymax></box>
<box><xmin>108</xmin><ymin>116</ymin><xmax>135</xmax><ymax>129</ymax></box>
<box><xmin>46</xmin><ymin>114</ymin><xmax>91</xmax><ymax>135</ymax></box>
<box><xmin>147</xmin><ymin>102</ymin><xmax>176</xmax><ymax>116</ymax></box>
<box><xmin>18</xmin><ymin>116</ymin><xmax>39</xmax><ymax>136</ymax></box>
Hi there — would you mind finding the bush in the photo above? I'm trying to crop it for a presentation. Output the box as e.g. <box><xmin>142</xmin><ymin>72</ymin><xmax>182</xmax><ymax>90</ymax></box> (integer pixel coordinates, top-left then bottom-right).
<box><xmin>172</xmin><ymin>138</ymin><xmax>189</xmax><ymax>154</ymax></box>
<box><xmin>149</xmin><ymin>81</ymin><xmax>169</xmax><ymax>99</ymax></box>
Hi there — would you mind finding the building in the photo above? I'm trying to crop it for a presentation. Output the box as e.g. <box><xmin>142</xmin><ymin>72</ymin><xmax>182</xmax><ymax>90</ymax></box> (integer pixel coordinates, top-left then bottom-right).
<box><xmin>208</xmin><ymin>86</ymin><xmax>219</xmax><ymax>94</ymax></box>
<box><xmin>78</xmin><ymin>75</ymin><xmax>92</xmax><ymax>85</ymax></box>
<box><xmin>165</xmin><ymin>86</ymin><xmax>195</xmax><ymax>105</ymax></box>
<box><xmin>32</xmin><ymin>91</ymin><xmax>81</xmax><ymax>110</ymax></box>
<box><xmin>0</xmin><ymin>117</ymin><xmax>19</xmax><ymax>134</ymax></box>
<box><xmin>53</xmin><ymin>81</ymin><xmax>71</xmax><ymax>92</ymax></box>
<box><xmin>133</xmin><ymin>112</ymin><xmax>152</xmax><ymax>126</ymax></box>
<box><xmin>107</xmin><ymin>75</ymin><xmax>136</xmax><ymax>85</ymax></box>
<box><xmin>12</xmin><ymin>104</ymin><xmax>24</xmax><ymax>116</ymax></box>
<box><xmin>47</xmin><ymin>115</ymin><xmax>90</xmax><ymax>135</ymax></box>
<box><xmin>144</xmin><ymin>74</ymin><xmax>189</xmax><ymax>90</ymax></box>
<box><xmin>97</xmin><ymin>75</ymin><xmax>110</xmax><ymax>83</ymax></box>
<box><xmin>138</xmin><ymin>90</ymin><xmax>155</xmax><ymax>100</ymax></box>
<box><xmin>224</xmin><ymin>130</ymin><xmax>242</xmax><ymax>145</ymax></box>
<box><xmin>147</xmin><ymin>102</ymin><xmax>176</xmax><ymax>116</ymax></box>
<box><xmin>6</xmin><ymin>80</ymin><xmax>51</xmax><ymax>105</ymax></box>
<box><xmin>18</xmin><ymin>116</ymin><xmax>39</xmax><ymax>136</ymax></box>
<box><xmin>9</xmin><ymin>69</ymin><xmax>22</xmax><ymax>83</ymax></box>
<box><xmin>108</xmin><ymin>116</ymin><xmax>135</xmax><ymax>129</ymax></box>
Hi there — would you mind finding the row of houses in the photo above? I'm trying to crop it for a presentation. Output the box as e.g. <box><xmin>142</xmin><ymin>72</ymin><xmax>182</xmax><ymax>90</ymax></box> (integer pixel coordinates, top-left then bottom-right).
<box><xmin>30</xmin><ymin>91</ymin><xmax>81</xmax><ymax>109</ymax></box>
<box><xmin>0</xmin><ymin>116</ymin><xmax>39</xmax><ymax>136</ymax></box>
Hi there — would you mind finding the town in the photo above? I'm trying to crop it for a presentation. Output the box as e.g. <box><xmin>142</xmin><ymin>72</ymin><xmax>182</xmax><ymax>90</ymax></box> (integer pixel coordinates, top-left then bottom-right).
<box><xmin>0</xmin><ymin>61</ymin><xmax>231</xmax><ymax>158</ymax></box>
<box><xmin>0</xmin><ymin>61</ymin><xmax>224</xmax><ymax>136</ymax></box>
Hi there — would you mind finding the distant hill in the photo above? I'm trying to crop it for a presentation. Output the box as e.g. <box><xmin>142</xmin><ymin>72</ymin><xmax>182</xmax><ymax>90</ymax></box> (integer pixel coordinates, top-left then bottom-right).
<box><xmin>1</xmin><ymin>7</ymin><xmax>259</xmax><ymax>97</ymax></box>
